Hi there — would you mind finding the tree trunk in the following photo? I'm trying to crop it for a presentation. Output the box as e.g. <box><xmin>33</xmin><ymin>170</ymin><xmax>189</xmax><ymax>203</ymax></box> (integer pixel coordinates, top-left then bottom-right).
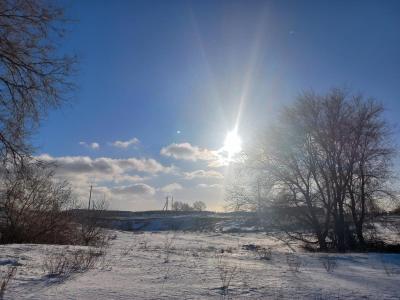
<box><xmin>336</xmin><ymin>202</ymin><xmax>346</xmax><ymax>252</ymax></box>
<box><xmin>317</xmin><ymin>231</ymin><xmax>328</xmax><ymax>251</ymax></box>
<box><xmin>355</xmin><ymin>221</ymin><xmax>365</xmax><ymax>247</ymax></box>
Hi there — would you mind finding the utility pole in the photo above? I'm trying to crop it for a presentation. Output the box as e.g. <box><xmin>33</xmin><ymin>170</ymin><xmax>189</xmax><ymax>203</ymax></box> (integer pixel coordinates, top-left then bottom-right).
<box><xmin>162</xmin><ymin>196</ymin><xmax>169</xmax><ymax>211</ymax></box>
<box><xmin>257</xmin><ymin>178</ymin><xmax>263</xmax><ymax>212</ymax></box>
<box><xmin>88</xmin><ymin>185</ymin><xmax>93</xmax><ymax>210</ymax></box>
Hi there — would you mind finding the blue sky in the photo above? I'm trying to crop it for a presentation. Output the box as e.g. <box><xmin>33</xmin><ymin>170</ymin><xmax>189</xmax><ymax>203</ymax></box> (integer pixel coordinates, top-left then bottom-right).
<box><xmin>34</xmin><ymin>0</ymin><xmax>400</xmax><ymax>211</ymax></box>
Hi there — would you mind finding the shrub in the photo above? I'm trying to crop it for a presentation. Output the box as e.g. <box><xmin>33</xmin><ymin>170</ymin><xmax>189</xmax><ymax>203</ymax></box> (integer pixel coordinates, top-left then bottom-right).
<box><xmin>43</xmin><ymin>247</ymin><xmax>102</xmax><ymax>280</ymax></box>
<box><xmin>257</xmin><ymin>247</ymin><xmax>272</xmax><ymax>260</ymax></box>
<box><xmin>215</xmin><ymin>254</ymin><xmax>238</xmax><ymax>296</ymax></box>
<box><xmin>0</xmin><ymin>162</ymin><xmax>78</xmax><ymax>245</ymax></box>
<box><xmin>77</xmin><ymin>199</ymin><xmax>109</xmax><ymax>247</ymax></box>
<box><xmin>0</xmin><ymin>161</ymin><xmax>109</xmax><ymax>247</ymax></box>
<box><xmin>242</xmin><ymin>244</ymin><xmax>272</xmax><ymax>260</ymax></box>
<box><xmin>0</xmin><ymin>266</ymin><xmax>17</xmax><ymax>299</ymax></box>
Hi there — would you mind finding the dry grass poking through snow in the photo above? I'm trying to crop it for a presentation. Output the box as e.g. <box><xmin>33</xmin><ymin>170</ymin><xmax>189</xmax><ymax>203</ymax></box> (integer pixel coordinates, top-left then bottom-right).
<box><xmin>214</xmin><ymin>253</ymin><xmax>239</xmax><ymax>297</ymax></box>
<box><xmin>162</xmin><ymin>232</ymin><xmax>177</xmax><ymax>264</ymax></box>
<box><xmin>286</xmin><ymin>253</ymin><xmax>302</xmax><ymax>273</ymax></box>
<box><xmin>320</xmin><ymin>256</ymin><xmax>338</xmax><ymax>273</ymax></box>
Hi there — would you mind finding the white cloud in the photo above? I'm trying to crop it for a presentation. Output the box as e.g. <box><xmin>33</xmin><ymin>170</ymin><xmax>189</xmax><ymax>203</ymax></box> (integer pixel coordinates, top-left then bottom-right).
<box><xmin>197</xmin><ymin>183</ymin><xmax>223</xmax><ymax>189</ymax></box>
<box><xmin>120</xmin><ymin>158</ymin><xmax>173</xmax><ymax>174</ymax></box>
<box><xmin>112</xmin><ymin>174</ymin><xmax>149</xmax><ymax>184</ymax></box>
<box><xmin>79</xmin><ymin>141</ymin><xmax>100</xmax><ymax>150</ymax></box>
<box><xmin>69</xmin><ymin>182</ymin><xmax>157</xmax><ymax>209</ymax></box>
<box><xmin>36</xmin><ymin>154</ymin><xmax>174</xmax><ymax>176</ymax></box>
<box><xmin>34</xmin><ymin>149</ymin><xmax>226</xmax><ymax>210</ymax></box>
<box><xmin>111</xmin><ymin>183</ymin><xmax>156</xmax><ymax>196</ymax></box>
<box><xmin>91</xmin><ymin>142</ymin><xmax>100</xmax><ymax>149</ymax></box>
<box><xmin>111</xmin><ymin>138</ymin><xmax>140</xmax><ymax>149</ymax></box>
<box><xmin>34</xmin><ymin>154</ymin><xmax>166</xmax><ymax>208</ymax></box>
<box><xmin>160</xmin><ymin>182</ymin><xmax>183</xmax><ymax>193</ymax></box>
<box><xmin>160</xmin><ymin>142</ymin><xmax>217</xmax><ymax>162</ymax></box>
<box><xmin>184</xmin><ymin>169</ymin><xmax>224</xmax><ymax>180</ymax></box>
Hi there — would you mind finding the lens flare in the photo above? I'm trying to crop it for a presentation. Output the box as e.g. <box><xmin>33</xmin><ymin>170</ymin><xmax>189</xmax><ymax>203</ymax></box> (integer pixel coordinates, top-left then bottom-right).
<box><xmin>223</xmin><ymin>130</ymin><xmax>242</xmax><ymax>160</ymax></box>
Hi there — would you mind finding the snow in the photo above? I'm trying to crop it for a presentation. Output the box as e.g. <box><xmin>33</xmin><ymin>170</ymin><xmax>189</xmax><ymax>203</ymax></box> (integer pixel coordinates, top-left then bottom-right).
<box><xmin>1</xmin><ymin>230</ymin><xmax>400</xmax><ymax>299</ymax></box>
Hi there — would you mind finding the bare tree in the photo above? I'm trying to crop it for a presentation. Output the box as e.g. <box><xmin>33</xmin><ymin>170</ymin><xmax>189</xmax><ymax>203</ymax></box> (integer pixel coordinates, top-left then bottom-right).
<box><xmin>225</xmin><ymin>166</ymin><xmax>262</xmax><ymax>212</ymax></box>
<box><xmin>0</xmin><ymin>0</ymin><xmax>76</xmax><ymax>165</ymax></box>
<box><xmin>171</xmin><ymin>201</ymin><xmax>194</xmax><ymax>211</ymax></box>
<box><xmin>239</xmin><ymin>88</ymin><xmax>396</xmax><ymax>251</ymax></box>
<box><xmin>245</xmin><ymin>95</ymin><xmax>333</xmax><ymax>250</ymax></box>
<box><xmin>0</xmin><ymin>1</ymin><xmax>80</xmax><ymax>245</ymax></box>
<box><xmin>192</xmin><ymin>201</ymin><xmax>206</xmax><ymax>211</ymax></box>
<box><xmin>171</xmin><ymin>200</ymin><xmax>183</xmax><ymax>211</ymax></box>
<box><xmin>345</xmin><ymin>99</ymin><xmax>395</xmax><ymax>246</ymax></box>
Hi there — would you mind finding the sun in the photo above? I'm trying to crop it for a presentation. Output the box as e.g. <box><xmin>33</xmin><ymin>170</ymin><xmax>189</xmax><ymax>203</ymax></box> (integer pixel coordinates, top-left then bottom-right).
<box><xmin>223</xmin><ymin>130</ymin><xmax>242</xmax><ymax>160</ymax></box>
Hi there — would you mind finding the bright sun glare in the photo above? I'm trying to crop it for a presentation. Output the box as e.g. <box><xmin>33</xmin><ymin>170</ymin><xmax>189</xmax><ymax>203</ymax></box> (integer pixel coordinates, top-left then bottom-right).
<box><xmin>223</xmin><ymin>130</ymin><xmax>242</xmax><ymax>160</ymax></box>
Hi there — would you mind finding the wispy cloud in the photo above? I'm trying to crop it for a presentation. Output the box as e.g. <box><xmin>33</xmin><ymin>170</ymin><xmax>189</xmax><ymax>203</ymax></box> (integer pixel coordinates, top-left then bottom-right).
<box><xmin>111</xmin><ymin>137</ymin><xmax>140</xmax><ymax>149</ymax></box>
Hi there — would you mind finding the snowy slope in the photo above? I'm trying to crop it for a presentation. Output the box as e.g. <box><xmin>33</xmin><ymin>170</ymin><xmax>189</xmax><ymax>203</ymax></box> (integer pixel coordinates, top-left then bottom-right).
<box><xmin>1</xmin><ymin>230</ymin><xmax>400</xmax><ymax>299</ymax></box>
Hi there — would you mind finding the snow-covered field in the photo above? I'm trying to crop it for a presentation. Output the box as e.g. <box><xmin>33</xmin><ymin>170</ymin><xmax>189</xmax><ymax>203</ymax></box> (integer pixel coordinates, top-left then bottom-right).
<box><xmin>1</xmin><ymin>230</ymin><xmax>400</xmax><ymax>299</ymax></box>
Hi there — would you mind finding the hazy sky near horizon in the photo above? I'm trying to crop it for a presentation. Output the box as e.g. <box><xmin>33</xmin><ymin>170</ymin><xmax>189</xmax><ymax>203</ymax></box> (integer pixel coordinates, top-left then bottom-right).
<box><xmin>34</xmin><ymin>0</ymin><xmax>400</xmax><ymax>211</ymax></box>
